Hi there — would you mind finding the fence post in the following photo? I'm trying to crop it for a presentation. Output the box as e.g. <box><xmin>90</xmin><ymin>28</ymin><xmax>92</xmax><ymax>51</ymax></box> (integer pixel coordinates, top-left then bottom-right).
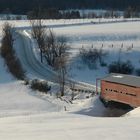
<box><xmin>96</xmin><ymin>78</ymin><xmax>100</xmax><ymax>95</ymax></box>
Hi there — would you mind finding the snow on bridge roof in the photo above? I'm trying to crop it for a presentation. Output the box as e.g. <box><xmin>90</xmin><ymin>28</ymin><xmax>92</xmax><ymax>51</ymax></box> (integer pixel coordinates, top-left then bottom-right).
<box><xmin>102</xmin><ymin>73</ymin><xmax>140</xmax><ymax>87</ymax></box>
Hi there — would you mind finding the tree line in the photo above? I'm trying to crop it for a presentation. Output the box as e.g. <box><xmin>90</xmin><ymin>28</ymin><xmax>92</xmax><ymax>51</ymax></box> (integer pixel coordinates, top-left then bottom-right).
<box><xmin>0</xmin><ymin>0</ymin><xmax>140</xmax><ymax>15</ymax></box>
<box><xmin>27</xmin><ymin>8</ymin><xmax>140</xmax><ymax>20</ymax></box>
<box><xmin>27</xmin><ymin>9</ymin><xmax>81</xmax><ymax>19</ymax></box>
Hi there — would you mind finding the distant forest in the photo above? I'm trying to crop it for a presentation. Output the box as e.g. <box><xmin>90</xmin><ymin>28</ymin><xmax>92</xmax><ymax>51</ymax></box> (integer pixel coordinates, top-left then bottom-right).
<box><xmin>0</xmin><ymin>0</ymin><xmax>140</xmax><ymax>14</ymax></box>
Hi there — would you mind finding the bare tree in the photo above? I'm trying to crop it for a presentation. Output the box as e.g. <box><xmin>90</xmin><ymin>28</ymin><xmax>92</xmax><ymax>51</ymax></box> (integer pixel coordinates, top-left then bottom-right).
<box><xmin>30</xmin><ymin>19</ymin><xmax>46</xmax><ymax>63</ymax></box>
<box><xmin>44</xmin><ymin>30</ymin><xmax>69</xmax><ymax>67</ymax></box>
<box><xmin>31</xmin><ymin>20</ymin><xmax>69</xmax><ymax>66</ymax></box>
<box><xmin>54</xmin><ymin>55</ymin><xmax>68</xmax><ymax>96</ymax></box>
<box><xmin>51</xmin><ymin>35</ymin><xmax>70</xmax><ymax>96</ymax></box>
<box><xmin>43</xmin><ymin>29</ymin><xmax>56</xmax><ymax>66</ymax></box>
<box><xmin>98</xmin><ymin>47</ymin><xmax>108</xmax><ymax>66</ymax></box>
<box><xmin>80</xmin><ymin>45</ymin><xmax>108</xmax><ymax>69</ymax></box>
<box><xmin>31</xmin><ymin>22</ymin><xmax>69</xmax><ymax>95</ymax></box>
<box><xmin>69</xmin><ymin>80</ymin><xmax>76</xmax><ymax>101</ymax></box>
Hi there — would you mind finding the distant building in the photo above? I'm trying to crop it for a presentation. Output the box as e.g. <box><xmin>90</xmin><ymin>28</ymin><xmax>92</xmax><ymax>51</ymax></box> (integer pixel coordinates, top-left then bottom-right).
<box><xmin>100</xmin><ymin>73</ymin><xmax>140</xmax><ymax>107</ymax></box>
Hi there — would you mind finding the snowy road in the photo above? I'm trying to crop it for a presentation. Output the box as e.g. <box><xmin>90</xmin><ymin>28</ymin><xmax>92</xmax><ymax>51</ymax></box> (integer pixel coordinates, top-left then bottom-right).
<box><xmin>15</xmin><ymin>30</ymin><xmax>96</xmax><ymax>91</ymax></box>
<box><xmin>15</xmin><ymin>30</ymin><xmax>57</xmax><ymax>82</ymax></box>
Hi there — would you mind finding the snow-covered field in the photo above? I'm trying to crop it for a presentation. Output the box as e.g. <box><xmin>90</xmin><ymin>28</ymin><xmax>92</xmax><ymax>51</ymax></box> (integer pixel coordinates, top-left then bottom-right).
<box><xmin>3</xmin><ymin>19</ymin><xmax>139</xmax><ymax>85</ymax></box>
<box><xmin>52</xmin><ymin>21</ymin><xmax>140</xmax><ymax>84</ymax></box>
<box><xmin>0</xmin><ymin>19</ymin><xmax>140</xmax><ymax>140</ymax></box>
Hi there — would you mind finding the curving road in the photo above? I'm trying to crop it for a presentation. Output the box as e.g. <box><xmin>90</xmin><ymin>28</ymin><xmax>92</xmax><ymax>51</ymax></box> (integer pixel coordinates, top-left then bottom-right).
<box><xmin>15</xmin><ymin>30</ymin><xmax>57</xmax><ymax>82</ymax></box>
<box><xmin>14</xmin><ymin>29</ymin><xmax>96</xmax><ymax>91</ymax></box>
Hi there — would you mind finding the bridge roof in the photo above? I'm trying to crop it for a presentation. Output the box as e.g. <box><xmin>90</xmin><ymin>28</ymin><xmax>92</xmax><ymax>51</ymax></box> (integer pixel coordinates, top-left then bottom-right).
<box><xmin>102</xmin><ymin>73</ymin><xmax>140</xmax><ymax>87</ymax></box>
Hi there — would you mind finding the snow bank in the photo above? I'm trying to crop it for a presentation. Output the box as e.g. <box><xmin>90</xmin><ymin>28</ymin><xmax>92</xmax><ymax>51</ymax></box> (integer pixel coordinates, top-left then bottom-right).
<box><xmin>125</xmin><ymin>107</ymin><xmax>140</xmax><ymax>117</ymax></box>
<box><xmin>69</xmin><ymin>96</ymin><xmax>106</xmax><ymax>117</ymax></box>
<box><xmin>0</xmin><ymin>56</ymin><xmax>14</xmax><ymax>83</ymax></box>
<box><xmin>0</xmin><ymin>81</ymin><xmax>66</xmax><ymax>117</ymax></box>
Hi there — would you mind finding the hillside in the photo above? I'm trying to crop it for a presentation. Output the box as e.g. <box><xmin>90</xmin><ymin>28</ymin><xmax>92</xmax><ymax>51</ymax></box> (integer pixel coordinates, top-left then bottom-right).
<box><xmin>0</xmin><ymin>19</ymin><xmax>140</xmax><ymax>139</ymax></box>
<box><xmin>0</xmin><ymin>112</ymin><xmax>140</xmax><ymax>140</ymax></box>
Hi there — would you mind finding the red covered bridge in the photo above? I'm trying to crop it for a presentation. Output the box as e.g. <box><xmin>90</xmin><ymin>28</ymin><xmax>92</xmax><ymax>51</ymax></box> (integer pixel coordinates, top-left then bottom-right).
<box><xmin>100</xmin><ymin>73</ymin><xmax>140</xmax><ymax>107</ymax></box>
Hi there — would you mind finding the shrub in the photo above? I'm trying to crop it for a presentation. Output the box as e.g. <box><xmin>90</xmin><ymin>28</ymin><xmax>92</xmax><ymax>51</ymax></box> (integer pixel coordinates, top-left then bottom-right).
<box><xmin>108</xmin><ymin>60</ymin><xmax>134</xmax><ymax>74</ymax></box>
<box><xmin>24</xmin><ymin>79</ymin><xmax>29</xmax><ymax>85</ymax></box>
<box><xmin>31</xmin><ymin>79</ymin><xmax>51</xmax><ymax>93</ymax></box>
<box><xmin>135</xmin><ymin>68</ymin><xmax>140</xmax><ymax>76</ymax></box>
<box><xmin>80</xmin><ymin>46</ymin><xmax>108</xmax><ymax>69</ymax></box>
<box><xmin>0</xmin><ymin>23</ymin><xmax>25</xmax><ymax>80</ymax></box>
<box><xmin>100</xmin><ymin>62</ymin><xmax>107</xmax><ymax>67</ymax></box>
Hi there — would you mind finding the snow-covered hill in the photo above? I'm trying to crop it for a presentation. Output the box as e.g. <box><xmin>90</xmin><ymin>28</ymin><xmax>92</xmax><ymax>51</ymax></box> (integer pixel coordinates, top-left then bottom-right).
<box><xmin>125</xmin><ymin>107</ymin><xmax>140</xmax><ymax>117</ymax></box>
<box><xmin>0</xmin><ymin>112</ymin><xmax>140</xmax><ymax>140</ymax></box>
<box><xmin>0</xmin><ymin>54</ymin><xmax>105</xmax><ymax>118</ymax></box>
<box><xmin>0</xmin><ymin>19</ymin><xmax>140</xmax><ymax>140</ymax></box>
<box><xmin>0</xmin><ymin>56</ymin><xmax>65</xmax><ymax>117</ymax></box>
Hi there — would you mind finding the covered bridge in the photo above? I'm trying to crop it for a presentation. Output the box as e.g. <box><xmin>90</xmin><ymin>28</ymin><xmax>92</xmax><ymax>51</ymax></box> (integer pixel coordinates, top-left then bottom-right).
<box><xmin>100</xmin><ymin>73</ymin><xmax>140</xmax><ymax>107</ymax></box>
